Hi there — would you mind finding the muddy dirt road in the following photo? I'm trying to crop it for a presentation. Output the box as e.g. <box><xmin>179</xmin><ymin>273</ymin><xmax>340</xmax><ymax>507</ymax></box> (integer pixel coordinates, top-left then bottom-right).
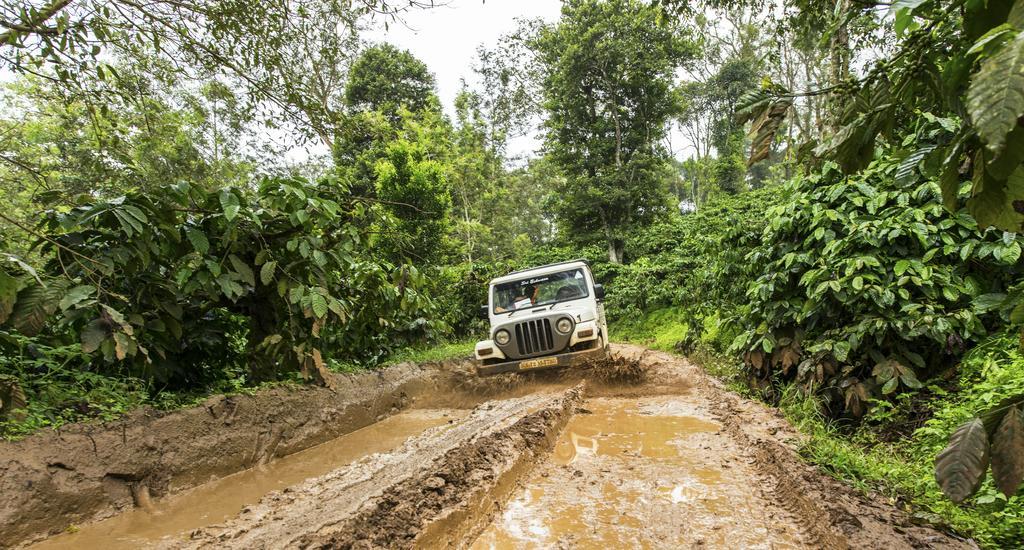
<box><xmin>7</xmin><ymin>345</ymin><xmax>974</xmax><ymax>549</ymax></box>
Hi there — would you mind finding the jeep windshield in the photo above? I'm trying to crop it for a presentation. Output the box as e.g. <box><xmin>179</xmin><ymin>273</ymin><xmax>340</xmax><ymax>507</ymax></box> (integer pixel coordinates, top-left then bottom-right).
<box><xmin>492</xmin><ymin>268</ymin><xmax>589</xmax><ymax>314</ymax></box>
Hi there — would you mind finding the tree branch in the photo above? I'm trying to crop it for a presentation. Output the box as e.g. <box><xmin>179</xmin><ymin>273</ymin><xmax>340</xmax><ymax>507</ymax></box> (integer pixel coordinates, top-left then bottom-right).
<box><xmin>0</xmin><ymin>0</ymin><xmax>75</xmax><ymax>43</ymax></box>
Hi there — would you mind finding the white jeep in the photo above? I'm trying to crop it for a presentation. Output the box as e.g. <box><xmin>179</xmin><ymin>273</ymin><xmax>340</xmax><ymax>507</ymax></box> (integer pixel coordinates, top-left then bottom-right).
<box><xmin>474</xmin><ymin>260</ymin><xmax>609</xmax><ymax>375</ymax></box>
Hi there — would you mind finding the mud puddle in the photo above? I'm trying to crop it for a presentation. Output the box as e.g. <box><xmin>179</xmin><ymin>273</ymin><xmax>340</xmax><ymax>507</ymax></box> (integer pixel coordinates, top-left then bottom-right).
<box><xmin>31</xmin><ymin>408</ymin><xmax>468</xmax><ymax>550</ymax></box>
<box><xmin>471</xmin><ymin>396</ymin><xmax>804</xmax><ymax>549</ymax></box>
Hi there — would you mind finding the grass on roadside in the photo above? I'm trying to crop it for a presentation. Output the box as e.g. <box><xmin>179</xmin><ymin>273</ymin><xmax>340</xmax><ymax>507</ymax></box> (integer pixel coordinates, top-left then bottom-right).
<box><xmin>2</xmin><ymin>336</ymin><xmax>477</xmax><ymax>440</ymax></box>
<box><xmin>379</xmin><ymin>338</ymin><xmax>476</xmax><ymax>365</ymax></box>
<box><xmin>611</xmin><ymin>306</ymin><xmax>689</xmax><ymax>352</ymax></box>
<box><xmin>776</xmin><ymin>383</ymin><xmax>1021</xmax><ymax>548</ymax></box>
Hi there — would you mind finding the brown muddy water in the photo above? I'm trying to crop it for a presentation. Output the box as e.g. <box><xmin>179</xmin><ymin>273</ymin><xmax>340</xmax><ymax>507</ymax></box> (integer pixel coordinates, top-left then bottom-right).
<box><xmin>31</xmin><ymin>408</ymin><xmax>469</xmax><ymax>550</ymax></box>
<box><xmin>471</xmin><ymin>396</ymin><xmax>802</xmax><ymax>549</ymax></box>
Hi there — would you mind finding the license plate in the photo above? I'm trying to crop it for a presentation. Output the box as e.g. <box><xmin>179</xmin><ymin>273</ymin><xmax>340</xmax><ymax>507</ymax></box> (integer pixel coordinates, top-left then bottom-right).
<box><xmin>520</xmin><ymin>356</ymin><xmax>558</xmax><ymax>370</ymax></box>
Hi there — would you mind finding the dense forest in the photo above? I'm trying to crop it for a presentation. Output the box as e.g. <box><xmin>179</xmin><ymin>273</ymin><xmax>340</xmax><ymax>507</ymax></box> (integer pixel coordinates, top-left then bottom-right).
<box><xmin>1</xmin><ymin>0</ymin><xmax>1023</xmax><ymax>546</ymax></box>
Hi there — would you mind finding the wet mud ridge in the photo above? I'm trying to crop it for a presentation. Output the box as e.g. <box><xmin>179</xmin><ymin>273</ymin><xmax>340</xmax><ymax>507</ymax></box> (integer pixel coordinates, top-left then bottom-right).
<box><xmin>6</xmin><ymin>346</ymin><xmax>979</xmax><ymax>549</ymax></box>
<box><xmin>1</xmin><ymin>360</ymin><xmax>455</xmax><ymax>547</ymax></box>
<box><xmin>173</xmin><ymin>385</ymin><xmax>582</xmax><ymax>549</ymax></box>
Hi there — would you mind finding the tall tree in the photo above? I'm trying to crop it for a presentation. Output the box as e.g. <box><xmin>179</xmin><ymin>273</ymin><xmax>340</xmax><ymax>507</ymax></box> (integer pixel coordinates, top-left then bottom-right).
<box><xmin>533</xmin><ymin>0</ymin><xmax>694</xmax><ymax>263</ymax></box>
<box><xmin>331</xmin><ymin>44</ymin><xmax>452</xmax><ymax>266</ymax></box>
<box><xmin>344</xmin><ymin>43</ymin><xmax>439</xmax><ymax>123</ymax></box>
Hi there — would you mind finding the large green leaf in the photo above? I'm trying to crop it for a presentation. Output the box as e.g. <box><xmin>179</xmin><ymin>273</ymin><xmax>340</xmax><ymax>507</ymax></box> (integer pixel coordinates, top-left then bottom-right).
<box><xmin>185</xmin><ymin>227</ymin><xmax>210</xmax><ymax>255</ymax></box>
<box><xmin>310</xmin><ymin>293</ymin><xmax>329</xmax><ymax>319</ymax></box>
<box><xmin>260</xmin><ymin>261</ymin><xmax>277</xmax><ymax>285</ymax></box>
<box><xmin>229</xmin><ymin>254</ymin><xmax>255</xmax><ymax>287</ymax></box>
<box><xmin>967</xmin><ymin>164</ymin><xmax>1024</xmax><ymax>232</ymax></box>
<box><xmin>935</xmin><ymin>418</ymin><xmax>990</xmax><ymax>503</ymax></box>
<box><xmin>895</xmin><ymin>144</ymin><xmax>936</xmax><ymax>185</ymax></box>
<box><xmin>0</xmin><ymin>270</ymin><xmax>17</xmax><ymax>325</ymax></box>
<box><xmin>59</xmin><ymin>285</ymin><xmax>96</xmax><ymax>311</ymax></box>
<box><xmin>80</xmin><ymin>319</ymin><xmax>109</xmax><ymax>354</ymax></box>
<box><xmin>8</xmin><ymin>281</ymin><xmax>65</xmax><ymax>336</ymax></box>
<box><xmin>967</xmin><ymin>32</ymin><xmax>1024</xmax><ymax>152</ymax></box>
<box><xmin>987</xmin><ymin>124</ymin><xmax>1024</xmax><ymax>179</ymax></box>
<box><xmin>1013</xmin><ymin>0</ymin><xmax>1024</xmax><ymax>28</ymax></box>
<box><xmin>991</xmin><ymin>405</ymin><xmax>1024</xmax><ymax>497</ymax></box>
<box><xmin>220</xmin><ymin>189</ymin><xmax>241</xmax><ymax>221</ymax></box>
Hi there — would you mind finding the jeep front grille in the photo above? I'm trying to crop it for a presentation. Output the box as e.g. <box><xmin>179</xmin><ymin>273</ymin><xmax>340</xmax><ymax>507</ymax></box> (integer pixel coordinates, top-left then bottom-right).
<box><xmin>515</xmin><ymin>318</ymin><xmax>555</xmax><ymax>356</ymax></box>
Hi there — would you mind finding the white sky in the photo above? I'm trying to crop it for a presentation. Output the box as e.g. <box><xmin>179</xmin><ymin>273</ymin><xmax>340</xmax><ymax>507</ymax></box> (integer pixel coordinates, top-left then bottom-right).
<box><xmin>364</xmin><ymin>0</ymin><xmax>696</xmax><ymax>161</ymax></box>
<box><xmin>365</xmin><ymin>0</ymin><xmax>563</xmax><ymax>158</ymax></box>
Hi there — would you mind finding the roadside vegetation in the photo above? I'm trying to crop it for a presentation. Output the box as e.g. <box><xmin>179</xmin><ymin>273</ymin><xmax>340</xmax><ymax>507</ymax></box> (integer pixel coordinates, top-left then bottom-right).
<box><xmin>1</xmin><ymin>0</ymin><xmax>1023</xmax><ymax>546</ymax></box>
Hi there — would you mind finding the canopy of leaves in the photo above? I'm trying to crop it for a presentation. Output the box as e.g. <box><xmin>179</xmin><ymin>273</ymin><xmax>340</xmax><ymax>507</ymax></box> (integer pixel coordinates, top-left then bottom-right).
<box><xmin>736</xmin><ymin>0</ymin><xmax>1024</xmax><ymax>233</ymax></box>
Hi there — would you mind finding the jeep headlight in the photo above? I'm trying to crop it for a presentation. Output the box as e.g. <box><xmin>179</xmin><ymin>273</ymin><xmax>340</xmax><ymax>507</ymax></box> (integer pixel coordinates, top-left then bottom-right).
<box><xmin>495</xmin><ymin>329</ymin><xmax>511</xmax><ymax>345</ymax></box>
<box><xmin>555</xmin><ymin>317</ymin><xmax>573</xmax><ymax>334</ymax></box>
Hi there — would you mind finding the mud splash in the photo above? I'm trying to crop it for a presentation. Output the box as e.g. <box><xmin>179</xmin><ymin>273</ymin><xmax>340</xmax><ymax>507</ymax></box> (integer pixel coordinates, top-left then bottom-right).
<box><xmin>30</xmin><ymin>409</ymin><xmax>467</xmax><ymax>550</ymax></box>
<box><xmin>472</xmin><ymin>396</ymin><xmax>804</xmax><ymax>549</ymax></box>
<box><xmin>445</xmin><ymin>352</ymin><xmax>648</xmax><ymax>400</ymax></box>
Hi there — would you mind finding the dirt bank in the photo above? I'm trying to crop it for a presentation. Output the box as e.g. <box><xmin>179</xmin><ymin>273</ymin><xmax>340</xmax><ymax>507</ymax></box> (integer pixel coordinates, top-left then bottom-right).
<box><xmin>0</xmin><ymin>359</ymin><xmax>464</xmax><ymax>547</ymax></box>
<box><xmin>175</xmin><ymin>385</ymin><xmax>583</xmax><ymax>549</ymax></box>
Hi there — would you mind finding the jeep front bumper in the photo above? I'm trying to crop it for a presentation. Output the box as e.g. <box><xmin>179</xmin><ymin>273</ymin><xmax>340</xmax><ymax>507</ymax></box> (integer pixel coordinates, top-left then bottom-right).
<box><xmin>474</xmin><ymin>345</ymin><xmax>607</xmax><ymax>376</ymax></box>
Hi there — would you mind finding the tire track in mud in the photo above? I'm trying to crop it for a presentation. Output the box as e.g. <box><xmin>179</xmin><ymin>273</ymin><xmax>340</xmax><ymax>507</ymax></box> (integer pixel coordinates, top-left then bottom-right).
<box><xmin>469</xmin><ymin>346</ymin><xmax>975</xmax><ymax>550</ymax></box>
<box><xmin>607</xmin><ymin>346</ymin><xmax>975</xmax><ymax>550</ymax></box>
<box><xmin>471</xmin><ymin>349</ymin><xmax>809</xmax><ymax>549</ymax></box>
<box><xmin>172</xmin><ymin>385</ymin><xmax>583</xmax><ymax>549</ymax></box>
<box><xmin>705</xmin><ymin>378</ymin><xmax>977</xmax><ymax>550</ymax></box>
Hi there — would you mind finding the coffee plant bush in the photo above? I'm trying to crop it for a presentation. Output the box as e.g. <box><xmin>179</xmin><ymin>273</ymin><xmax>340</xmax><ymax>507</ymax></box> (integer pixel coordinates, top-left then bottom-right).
<box><xmin>734</xmin><ymin>128</ymin><xmax>1024</xmax><ymax>418</ymax></box>
<box><xmin>0</xmin><ymin>175</ymin><xmax>439</xmax><ymax>393</ymax></box>
<box><xmin>606</xmin><ymin>187</ymin><xmax>781</xmax><ymax>340</ymax></box>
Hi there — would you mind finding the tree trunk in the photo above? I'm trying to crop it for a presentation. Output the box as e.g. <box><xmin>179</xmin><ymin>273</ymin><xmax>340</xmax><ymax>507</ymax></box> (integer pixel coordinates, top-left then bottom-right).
<box><xmin>602</xmin><ymin>214</ymin><xmax>624</xmax><ymax>264</ymax></box>
<box><xmin>607</xmin><ymin>239</ymin><xmax>625</xmax><ymax>264</ymax></box>
<box><xmin>827</xmin><ymin>0</ymin><xmax>852</xmax><ymax>131</ymax></box>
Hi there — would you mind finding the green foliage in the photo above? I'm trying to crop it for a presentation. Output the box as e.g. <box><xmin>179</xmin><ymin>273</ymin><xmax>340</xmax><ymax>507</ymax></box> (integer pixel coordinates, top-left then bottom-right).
<box><xmin>776</xmin><ymin>384</ymin><xmax>1020</xmax><ymax>548</ymax></box>
<box><xmin>0</xmin><ymin>175</ymin><xmax>438</xmax><ymax>389</ymax></box>
<box><xmin>611</xmin><ymin>306</ymin><xmax>690</xmax><ymax>353</ymax></box>
<box><xmin>775</xmin><ymin>332</ymin><xmax>1024</xmax><ymax>547</ymax></box>
<box><xmin>740</xmin><ymin>0</ymin><xmax>1024</xmax><ymax>232</ymax></box>
<box><xmin>604</xmin><ymin>186</ymin><xmax>780</xmax><ymax>325</ymax></box>
<box><xmin>925</xmin><ymin>333</ymin><xmax>1024</xmax><ymax>504</ymax></box>
<box><xmin>735</xmin><ymin>125</ymin><xmax>1024</xmax><ymax>418</ymax></box>
<box><xmin>0</xmin><ymin>0</ymin><xmax>415</xmax><ymax>147</ymax></box>
<box><xmin>332</xmin><ymin>64</ymin><xmax>455</xmax><ymax>267</ymax></box>
<box><xmin>0</xmin><ymin>331</ymin><xmax>149</xmax><ymax>438</ymax></box>
<box><xmin>374</xmin><ymin>135</ymin><xmax>452</xmax><ymax>263</ymax></box>
<box><xmin>377</xmin><ymin>338</ymin><xmax>475</xmax><ymax>366</ymax></box>
<box><xmin>447</xmin><ymin>91</ymin><xmax>557</xmax><ymax>266</ymax></box>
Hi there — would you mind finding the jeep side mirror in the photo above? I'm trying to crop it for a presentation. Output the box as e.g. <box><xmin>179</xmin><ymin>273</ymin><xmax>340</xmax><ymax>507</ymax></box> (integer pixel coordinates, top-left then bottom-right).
<box><xmin>594</xmin><ymin>284</ymin><xmax>606</xmax><ymax>300</ymax></box>
<box><xmin>480</xmin><ymin>305</ymin><xmax>489</xmax><ymax>319</ymax></box>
